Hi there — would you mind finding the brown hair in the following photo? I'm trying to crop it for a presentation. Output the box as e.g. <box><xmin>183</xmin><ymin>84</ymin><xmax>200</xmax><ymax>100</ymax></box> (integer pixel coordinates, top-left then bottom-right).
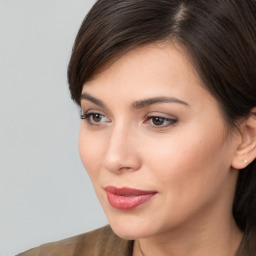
<box><xmin>68</xmin><ymin>0</ymin><xmax>256</xmax><ymax>245</ymax></box>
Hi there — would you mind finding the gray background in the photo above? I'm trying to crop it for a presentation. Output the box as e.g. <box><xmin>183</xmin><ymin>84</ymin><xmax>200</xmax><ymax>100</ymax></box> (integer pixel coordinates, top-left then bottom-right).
<box><xmin>0</xmin><ymin>1</ymin><xmax>108</xmax><ymax>255</ymax></box>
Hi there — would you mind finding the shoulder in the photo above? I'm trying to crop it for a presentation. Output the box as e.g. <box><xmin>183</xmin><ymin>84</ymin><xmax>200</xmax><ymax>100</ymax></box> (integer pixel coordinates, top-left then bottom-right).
<box><xmin>17</xmin><ymin>225</ymin><xmax>133</xmax><ymax>256</ymax></box>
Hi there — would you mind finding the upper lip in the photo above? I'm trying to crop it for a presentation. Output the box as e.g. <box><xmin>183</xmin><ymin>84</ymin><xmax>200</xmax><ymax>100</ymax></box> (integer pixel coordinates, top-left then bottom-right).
<box><xmin>104</xmin><ymin>186</ymin><xmax>157</xmax><ymax>196</ymax></box>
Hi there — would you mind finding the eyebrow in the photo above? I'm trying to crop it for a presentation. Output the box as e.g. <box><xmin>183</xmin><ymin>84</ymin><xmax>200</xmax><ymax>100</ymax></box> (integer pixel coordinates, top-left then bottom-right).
<box><xmin>80</xmin><ymin>92</ymin><xmax>189</xmax><ymax>109</ymax></box>
<box><xmin>132</xmin><ymin>96</ymin><xmax>189</xmax><ymax>108</ymax></box>
<box><xmin>80</xmin><ymin>92</ymin><xmax>106</xmax><ymax>108</ymax></box>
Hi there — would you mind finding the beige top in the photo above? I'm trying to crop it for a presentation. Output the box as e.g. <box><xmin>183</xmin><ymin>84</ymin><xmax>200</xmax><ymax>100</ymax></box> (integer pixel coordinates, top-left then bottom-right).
<box><xmin>17</xmin><ymin>226</ymin><xmax>133</xmax><ymax>256</ymax></box>
<box><xmin>17</xmin><ymin>225</ymin><xmax>256</xmax><ymax>256</ymax></box>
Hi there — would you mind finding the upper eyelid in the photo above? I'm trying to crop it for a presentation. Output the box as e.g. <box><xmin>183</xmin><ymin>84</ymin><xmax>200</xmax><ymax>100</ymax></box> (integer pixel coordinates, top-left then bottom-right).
<box><xmin>83</xmin><ymin>109</ymin><xmax>104</xmax><ymax>114</ymax></box>
<box><xmin>81</xmin><ymin>108</ymin><xmax>109</xmax><ymax>117</ymax></box>
<box><xmin>81</xmin><ymin>108</ymin><xmax>178</xmax><ymax>121</ymax></box>
<box><xmin>145</xmin><ymin>112</ymin><xmax>177</xmax><ymax>119</ymax></box>
<box><xmin>145</xmin><ymin>112</ymin><xmax>178</xmax><ymax>120</ymax></box>
<box><xmin>81</xmin><ymin>109</ymin><xmax>177</xmax><ymax>117</ymax></box>
<box><xmin>145</xmin><ymin>115</ymin><xmax>177</xmax><ymax>122</ymax></box>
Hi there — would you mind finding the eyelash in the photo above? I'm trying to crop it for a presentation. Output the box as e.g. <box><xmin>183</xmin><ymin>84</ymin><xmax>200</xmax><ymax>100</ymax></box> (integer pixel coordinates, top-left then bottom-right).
<box><xmin>80</xmin><ymin>111</ymin><xmax>177</xmax><ymax>129</ymax></box>
<box><xmin>145</xmin><ymin>115</ymin><xmax>177</xmax><ymax>128</ymax></box>
<box><xmin>80</xmin><ymin>112</ymin><xmax>110</xmax><ymax>126</ymax></box>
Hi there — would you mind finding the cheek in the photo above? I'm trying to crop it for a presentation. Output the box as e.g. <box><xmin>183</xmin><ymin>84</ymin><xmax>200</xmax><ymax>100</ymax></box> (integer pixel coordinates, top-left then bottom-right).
<box><xmin>142</xmin><ymin>127</ymin><xmax>230</xmax><ymax>198</ymax></box>
<box><xmin>137</xmin><ymin>129</ymin><xmax>232</xmax><ymax>227</ymax></box>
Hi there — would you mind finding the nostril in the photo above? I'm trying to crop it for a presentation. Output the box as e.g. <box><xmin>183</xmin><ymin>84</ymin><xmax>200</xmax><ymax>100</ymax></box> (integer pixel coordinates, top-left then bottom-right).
<box><xmin>118</xmin><ymin>166</ymin><xmax>133</xmax><ymax>172</ymax></box>
<box><xmin>103</xmin><ymin>151</ymin><xmax>141</xmax><ymax>173</ymax></box>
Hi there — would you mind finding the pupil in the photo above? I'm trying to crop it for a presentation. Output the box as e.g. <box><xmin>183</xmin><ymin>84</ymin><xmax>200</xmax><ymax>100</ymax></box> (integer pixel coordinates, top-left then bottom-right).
<box><xmin>93</xmin><ymin>114</ymin><xmax>102</xmax><ymax>122</ymax></box>
<box><xmin>153</xmin><ymin>117</ymin><xmax>164</xmax><ymax>125</ymax></box>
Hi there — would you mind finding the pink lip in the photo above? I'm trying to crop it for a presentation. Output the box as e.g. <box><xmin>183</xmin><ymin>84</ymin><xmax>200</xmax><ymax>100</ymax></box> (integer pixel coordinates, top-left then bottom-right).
<box><xmin>105</xmin><ymin>186</ymin><xmax>157</xmax><ymax>210</ymax></box>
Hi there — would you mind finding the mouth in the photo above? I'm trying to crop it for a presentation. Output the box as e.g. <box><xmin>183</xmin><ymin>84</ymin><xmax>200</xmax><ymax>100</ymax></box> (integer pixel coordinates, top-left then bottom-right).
<box><xmin>104</xmin><ymin>186</ymin><xmax>157</xmax><ymax>210</ymax></box>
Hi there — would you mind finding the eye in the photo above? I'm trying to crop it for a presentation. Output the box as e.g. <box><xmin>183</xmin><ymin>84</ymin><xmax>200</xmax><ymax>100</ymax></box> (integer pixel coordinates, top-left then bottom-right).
<box><xmin>80</xmin><ymin>111</ymin><xmax>110</xmax><ymax>125</ymax></box>
<box><xmin>146</xmin><ymin>115</ymin><xmax>177</xmax><ymax>128</ymax></box>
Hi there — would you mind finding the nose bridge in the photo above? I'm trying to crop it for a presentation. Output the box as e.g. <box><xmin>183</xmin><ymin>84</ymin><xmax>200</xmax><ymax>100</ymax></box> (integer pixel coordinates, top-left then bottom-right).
<box><xmin>103</xmin><ymin>121</ymin><xmax>140</xmax><ymax>172</ymax></box>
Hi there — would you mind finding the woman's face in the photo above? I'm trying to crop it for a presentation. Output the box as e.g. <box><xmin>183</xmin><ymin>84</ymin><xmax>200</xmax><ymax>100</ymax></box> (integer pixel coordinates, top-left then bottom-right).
<box><xmin>79</xmin><ymin>43</ymin><xmax>240</xmax><ymax>239</ymax></box>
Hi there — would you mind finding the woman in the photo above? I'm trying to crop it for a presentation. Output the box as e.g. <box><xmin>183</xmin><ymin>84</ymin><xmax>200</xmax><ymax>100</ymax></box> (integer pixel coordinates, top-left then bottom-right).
<box><xmin>18</xmin><ymin>0</ymin><xmax>256</xmax><ymax>255</ymax></box>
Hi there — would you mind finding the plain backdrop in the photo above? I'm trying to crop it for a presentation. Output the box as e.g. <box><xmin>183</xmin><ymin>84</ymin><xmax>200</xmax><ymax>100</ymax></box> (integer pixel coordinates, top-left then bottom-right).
<box><xmin>0</xmin><ymin>1</ymin><xmax>108</xmax><ymax>255</ymax></box>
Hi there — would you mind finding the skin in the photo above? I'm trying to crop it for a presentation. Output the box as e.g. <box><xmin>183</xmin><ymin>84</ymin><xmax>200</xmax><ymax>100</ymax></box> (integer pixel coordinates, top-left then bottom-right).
<box><xmin>78</xmin><ymin>43</ymin><xmax>243</xmax><ymax>256</ymax></box>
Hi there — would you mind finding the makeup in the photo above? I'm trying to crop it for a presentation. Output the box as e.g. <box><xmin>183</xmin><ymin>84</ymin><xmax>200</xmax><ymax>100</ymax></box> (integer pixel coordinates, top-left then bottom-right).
<box><xmin>105</xmin><ymin>186</ymin><xmax>157</xmax><ymax>210</ymax></box>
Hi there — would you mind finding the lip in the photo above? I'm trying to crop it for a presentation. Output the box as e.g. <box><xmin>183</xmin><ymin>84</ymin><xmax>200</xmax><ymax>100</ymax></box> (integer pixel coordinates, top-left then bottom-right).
<box><xmin>105</xmin><ymin>186</ymin><xmax>157</xmax><ymax>210</ymax></box>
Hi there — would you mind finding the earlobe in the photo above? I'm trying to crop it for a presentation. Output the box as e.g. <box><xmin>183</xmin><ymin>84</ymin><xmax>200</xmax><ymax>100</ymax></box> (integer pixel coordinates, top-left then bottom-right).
<box><xmin>231</xmin><ymin>107</ymin><xmax>256</xmax><ymax>170</ymax></box>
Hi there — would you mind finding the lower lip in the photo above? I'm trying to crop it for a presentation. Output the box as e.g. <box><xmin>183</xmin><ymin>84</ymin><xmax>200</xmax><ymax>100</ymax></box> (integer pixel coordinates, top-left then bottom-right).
<box><xmin>106</xmin><ymin>191</ymin><xmax>156</xmax><ymax>210</ymax></box>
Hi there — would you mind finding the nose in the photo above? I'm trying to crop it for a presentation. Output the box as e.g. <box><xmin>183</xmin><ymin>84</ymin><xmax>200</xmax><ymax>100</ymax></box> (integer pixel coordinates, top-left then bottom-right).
<box><xmin>103</xmin><ymin>125</ymin><xmax>141</xmax><ymax>173</ymax></box>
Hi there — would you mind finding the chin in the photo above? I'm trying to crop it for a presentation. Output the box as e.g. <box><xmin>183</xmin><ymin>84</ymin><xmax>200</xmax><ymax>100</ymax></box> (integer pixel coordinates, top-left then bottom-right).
<box><xmin>106</xmin><ymin>213</ymin><xmax>158</xmax><ymax>240</ymax></box>
<box><xmin>110</xmin><ymin>223</ymin><xmax>147</xmax><ymax>240</ymax></box>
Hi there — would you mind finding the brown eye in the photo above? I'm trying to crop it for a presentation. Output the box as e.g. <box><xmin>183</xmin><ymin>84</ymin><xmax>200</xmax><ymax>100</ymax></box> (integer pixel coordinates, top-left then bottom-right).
<box><xmin>152</xmin><ymin>117</ymin><xmax>165</xmax><ymax>126</ymax></box>
<box><xmin>92</xmin><ymin>113</ymin><xmax>103</xmax><ymax>122</ymax></box>
<box><xmin>146</xmin><ymin>115</ymin><xmax>177</xmax><ymax>128</ymax></box>
<box><xmin>81</xmin><ymin>112</ymin><xmax>110</xmax><ymax>125</ymax></box>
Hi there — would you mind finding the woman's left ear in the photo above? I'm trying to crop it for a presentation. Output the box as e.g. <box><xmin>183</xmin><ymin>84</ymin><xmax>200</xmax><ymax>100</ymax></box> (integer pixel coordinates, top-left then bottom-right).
<box><xmin>231</xmin><ymin>107</ymin><xmax>256</xmax><ymax>170</ymax></box>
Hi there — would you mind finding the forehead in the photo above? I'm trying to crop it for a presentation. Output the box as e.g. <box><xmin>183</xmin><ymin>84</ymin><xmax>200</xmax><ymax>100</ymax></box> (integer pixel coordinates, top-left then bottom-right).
<box><xmin>82</xmin><ymin>43</ymin><xmax>206</xmax><ymax>103</ymax></box>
